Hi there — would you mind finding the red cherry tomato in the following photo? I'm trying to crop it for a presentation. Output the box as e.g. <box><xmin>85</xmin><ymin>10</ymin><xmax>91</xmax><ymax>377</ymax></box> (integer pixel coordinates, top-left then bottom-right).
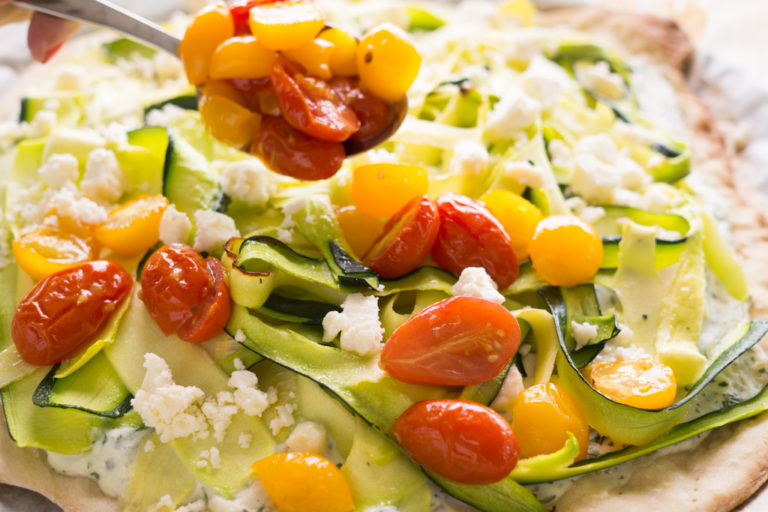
<box><xmin>392</xmin><ymin>399</ymin><xmax>520</xmax><ymax>484</ymax></box>
<box><xmin>363</xmin><ymin>195</ymin><xmax>440</xmax><ymax>279</ymax></box>
<box><xmin>12</xmin><ymin>261</ymin><xmax>133</xmax><ymax>366</ymax></box>
<box><xmin>140</xmin><ymin>244</ymin><xmax>231</xmax><ymax>343</ymax></box>
<box><xmin>251</xmin><ymin>115</ymin><xmax>345</xmax><ymax>180</ymax></box>
<box><xmin>270</xmin><ymin>56</ymin><xmax>360</xmax><ymax>142</ymax></box>
<box><xmin>229</xmin><ymin>0</ymin><xmax>288</xmax><ymax>34</ymax></box>
<box><xmin>381</xmin><ymin>296</ymin><xmax>520</xmax><ymax>386</ymax></box>
<box><xmin>431</xmin><ymin>193</ymin><xmax>519</xmax><ymax>290</ymax></box>
<box><xmin>331</xmin><ymin>77</ymin><xmax>393</xmax><ymax>146</ymax></box>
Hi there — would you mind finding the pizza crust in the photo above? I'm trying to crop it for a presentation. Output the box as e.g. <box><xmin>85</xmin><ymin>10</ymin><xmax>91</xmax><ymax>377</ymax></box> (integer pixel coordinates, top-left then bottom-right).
<box><xmin>2</xmin><ymin>6</ymin><xmax>768</xmax><ymax>512</ymax></box>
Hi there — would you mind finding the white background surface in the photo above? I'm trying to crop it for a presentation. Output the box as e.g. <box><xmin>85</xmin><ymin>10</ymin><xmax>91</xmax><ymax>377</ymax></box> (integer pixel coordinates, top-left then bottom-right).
<box><xmin>0</xmin><ymin>0</ymin><xmax>767</xmax><ymax>510</ymax></box>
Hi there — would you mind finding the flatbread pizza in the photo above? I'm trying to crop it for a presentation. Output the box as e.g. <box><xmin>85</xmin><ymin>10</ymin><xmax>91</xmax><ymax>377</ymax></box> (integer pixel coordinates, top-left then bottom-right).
<box><xmin>2</xmin><ymin>1</ymin><xmax>768</xmax><ymax>511</ymax></box>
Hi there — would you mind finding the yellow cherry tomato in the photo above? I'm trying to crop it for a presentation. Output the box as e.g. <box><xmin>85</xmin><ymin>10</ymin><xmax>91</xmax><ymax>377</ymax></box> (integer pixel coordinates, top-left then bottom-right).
<box><xmin>252</xmin><ymin>452</ymin><xmax>355</xmax><ymax>512</ymax></box>
<box><xmin>178</xmin><ymin>2</ymin><xmax>234</xmax><ymax>85</ymax></box>
<box><xmin>589</xmin><ymin>358</ymin><xmax>677</xmax><ymax>410</ymax></box>
<box><xmin>12</xmin><ymin>227</ymin><xmax>93</xmax><ymax>280</ymax></box>
<box><xmin>528</xmin><ymin>215</ymin><xmax>603</xmax><ymax>286</ymax></box>
<box><xmin>199</xmin><ymin>80</ymin><xmax>262</xmax><ymax>148</ymax></box>
<box><xmin>356</xmin><ymin>23</ymin><xmax>421</xmax><ymax>102</ymax></box>
<box><xmin>512</xmin><ymin>382</ymin><xmax>590</xmax><ymax>461</ymax></box>
<box><xmin>209</xmin><ymin>35</ymin><xmax>277</xmax><ymax>80</ymax></box>
<box><xmin>318</xmin><ymin>27</ymin><xmax>358</xmax><ymax>76</ymax></box>
<box><xmin>336</xmin><ymin>205</ymin><xmax>386</xmax><ymax>258</ymax></box>
<box><xmin>248</xmin><ymin>1</ymin><xmax>326</xmax><ymax>51</ymax></box>
<box><xmin>283</xmin><ymin>37</ymin><xmax>335</xmax><ymax>81</ymax></box>
<box><xmin>351</xmin><ymin>163</ymin><xmax>429</xmax><ymax>218</ymax></box>
<box><xmin>481</xmin><ymin>190</ymin><xmax>543</xmax><ymax>261</ymax></box>
<box><xmin>94</xmin><ymin>195</ymin><xmax>168</xmax><ymax>256</ymax></box>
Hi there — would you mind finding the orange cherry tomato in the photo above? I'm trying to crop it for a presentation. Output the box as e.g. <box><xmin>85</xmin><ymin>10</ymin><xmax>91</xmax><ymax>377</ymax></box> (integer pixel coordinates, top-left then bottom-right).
<box><xmin>431</xmin><ymin>193</ymin><xmax>519</xmax><ymax>290</ymax></box>
<box><xmin>363</xmin><ymin>195</ymin><xmax>440</xmax><ymax>279</ymax></box>
<box><xmin>512</xmin><ymin>383</ymin><xmax>590</xmax><ymax>461</ymax></box>
<box><xmin>392</xmin><ymin>399</ymin><xmax>520</xmax><ymax>484</ymax></box>
<box><xmin>350</xmin><ymin>163</ymin><xmax>429</xmax><ymax>219</ymax></box>
<box><xmin>481</xmin><ymin>190</ymin><xmax>543</xmax><ymax>261</ymax></box>
<box><xmin>252</xmin><ymin>452</ymin><xmax>355</xmax><ymax>512</ymax></box>
<box><xmin>381</xmin><ymin>296</ymin><xmax>521</xmax><ymax>386</ymax></box>
<box><xmin>588</xmin><ymin>358</ymin><xmax>677</xmax><ymax>410</ymax></box>
<box><xmin>529</xmin><ymin>215</ymin><xmax>603</xmax><ymax>287</ymax></box>
<box><xmin>283</xmin><ymin>38</ymin><xmax>335</xmax><ymax>81</ymax></box>
<box><xmin>331</xmin><ymin>77</ymin><xmax>394</xmax><ymax>150</ymax></box>
<box><xmin>356</xmin><ymin>24</ymin><xmax>421</xmax><ymax>102</ymax></box>
<box><xmin>248</xmin><ymin>0</ymin><xmax>325</xmax><ymax>51</ymax></box>
<box><xmin>251</xmin><ymin>115</ymin><xmax>345</xmax><ymax>180</ymax></box>
<box><xmin>94</xmin><ymin>195</ymin><xmax>168</xmax><ymax>257</ymax></box>
<box><xmin>318</xmin><ymin>27</ymin><xmax>358</xmax><ymax>76</ymax></box>
<box><xmin>270</xmin><ymin>57</ymin><xmax>360</xmax><ymax>142</ymax></box>
<box><xmin>199</xmin><ymin>80</ymin><xmax>263</xmax><ymax>148</ymax></box>
<box><xmin>178</xmin><ymin>2</ymin><xmax>235</xmax><ymax>85</ymax></box>
<box><xmin>336</xmin><ymin>205</ymin><xmax>385</xmax><ymax>258</ymax></box>
<box><xmin>12</xmin><ymin>261</ymin><xmax>133</xmax><ymax>366</ymax></box>
<box><xmin>209</xmin><ymin>35</ymin><xmax>277</xmax><ymax>79</ymax></box>
<box><xmin>140</xmin><ymin>244</ymin><xmax>231</xmax><ymax>343</ymax></box>
<box><xmin>12</xmin><ymin>227</ymin><xmax>93</xmax><ymax>280</ymax></box>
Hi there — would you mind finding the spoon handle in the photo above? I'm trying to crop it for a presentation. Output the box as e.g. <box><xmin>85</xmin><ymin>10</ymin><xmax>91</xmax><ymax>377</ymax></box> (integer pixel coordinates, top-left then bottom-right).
<box><xmin>12</xmin><ymin>0</ymin><xmax>181</xmax><ymax>55</ymax></box>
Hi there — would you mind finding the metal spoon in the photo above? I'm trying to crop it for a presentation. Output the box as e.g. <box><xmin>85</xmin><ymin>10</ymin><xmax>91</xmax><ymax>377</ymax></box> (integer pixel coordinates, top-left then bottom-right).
<box><xmin>12</xmin><ymin>0</ymin><xmax>408</xmax><ymax>156</ymax></box>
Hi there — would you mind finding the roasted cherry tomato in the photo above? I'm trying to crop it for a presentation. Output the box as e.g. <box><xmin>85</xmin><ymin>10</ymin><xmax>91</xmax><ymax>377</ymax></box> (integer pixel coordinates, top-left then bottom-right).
<box><xmin>283</xmin><ymin>38</ymin><xmax>335</xmax><ymax>81</ymax></box>
<box><xmin>350</xmin><ymin>163</ymin><xmax>428</xmax><ymax>218</ymax></box>
<box><xmin>252</xmin><ymin>452</ymin><xmax>355</xmax><ymax>512</ymax></box>
<box><xmin>331</xmin><ymin>77</ymin><xmax>393</xmax><ymax>147</ymax></box>
<box><xmin>392</xmin><ymin>399</ymin><xmax>519</xmax><ymax>484</ymax></box>
<box><xmin>356</xmin><ymin>23</ymin><xmax>421</xmax><ymax>102</ymax></box>
<box><xmin>512</xmin><ymin>383</ymin><xmax>590</xmax><ymax>461</ymax></box>
<box><xmin>94</xmin><ymin>194</ymin><xmax>168</xmax><ymax>257</ymax></box>
<box><xmin>336</xmin><ymin>205</ymin><xmax>385</xmax><ymax>258</ymax></box>
<box><xmin>248</xmin><ymin>0</ymin><xmax>325</xmax><ymax>51</ymax></box>
<box><xmin>318</xmin><ymin>27</ymin><xmax>358</xmax><ymax>76</ymax></box>
<box><xmin>588</xmin><ymin>358</ymin><xmax>677</xmax><ymax>410</ymax></box>
<box><xmin>481</xmin><ymin>189</ymin><xmax>543</xmax><ymax>261</ymax></box>
<box><xmin>251</xmin><ymin>115</ymin><xmax>345</xmax><ymax>180</ymax></box>
<box><xmin>528</xmin><ymin>215</ymin><xmax>603</xmax><ymax>287</ymax></box>
<box><xmin>363</xmin><ymin>195</ymin><xmax>439</xmax><ymax>278</ymax></box>
<box><xmin>12</xmin><ymin>261</ymin><xmax>133</xmax><ymax>366</ymax></box>
<box><xmin>199</xmin><ymin>80</ymin><xmax>263</xmax><ymax>148</ymax></box>
<box><xmin>140</xmin><ymin>244</ymin><xmax>231</xmax><ymax>343</ymax></box>
<box><xmin>178</xmin><ymin>2</ymin><xmax>234</xmax><ymax>85</ymax></box>
<box><xmin>209</xmin><ymin>35</ymin><xmax>277</xmax><ymax>79</ymax></box>
<box><xmin>271</xmin><ymin>57</ymin><xmax>360</xmax><ymax>142</ymax></box>
<box><xmin>431</xmin><ymin>193</ymin><xmax>519</xmax><ymax>290</ymax></box>
<box><xmin>12</xmin><ymin>227</ymin><xmax>93</xmax><ymax>280</ymax></box>
<box><xmin>229</xmin><ymin>0</ymin><xmax>286</xmax><ymax>34</ymax></box>
<box><xmin>381</xmin><ymin>296</ymin><xmax>521</xmax><ymax>386</ymax></box>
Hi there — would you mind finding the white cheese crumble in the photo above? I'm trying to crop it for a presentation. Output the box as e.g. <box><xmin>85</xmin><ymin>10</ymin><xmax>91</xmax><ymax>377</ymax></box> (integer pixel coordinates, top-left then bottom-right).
<box><xmin>577</xmin><ymin>61</ymin><xmax>626</xmax><ymax>99</ymax></box>
<box><xmin>131</xmin><ymin>354</ymin><xmax>209</xmax><ymax>443</ymax></box>
<box><xmin>146</xmin><ymin>104</ymin><xmax>189</xmax><ymax>127</ymax></box>
<box><xmin>548</xmin><ymin>138</ymin><xmax>572</xmax><ymax>170</ymax></box>
<box><xmin>39</xmin><ymin>153</ymin><xmax>78</xmax><ymax>189</ymax></box>
<box><xmin>228</xmin><ymin>370</ymin><xmax>276</xmax><ymax>417</ymax></box>
<box><xmin>269</xmin><ymin>403</ymin><xmax>297</xmax><ymax>436</ymax></box>
<box><xmin>591</xmin><ymin>342</ymin><xmax>649</xmax><ymax>366</ymax></box>
<box><xmin>159</xmin><ymin>204</ymin><xmax>192</xmax><ymax>245</ymax></box>
<box><xmin>144</xmin><ymin>440</ymin><xmax>155</xmax><ymax>453</ymax></box>
<box><xmin>450</xmin><ymin>267</ymin><xmax>505</xmax><ymax>304</ymax></box>
<box><xmin>490</xmin><ymin>365</ymin><xmax>524</xmax><ymax>419</ymax></box>
<box><xmin>504</xmin><ymin>160</ymin><xmax>545</xmax><ymax>188</ymax></box>
<box><xmin>238</xmin><ymin>433</ymin><xmax>252</xmax><ymax>449</ymax></box>
<box><xmin>571</xmin><ymin>320</ymin><xmax>599</xmax><ymax>350</ymax></box>
<box><xmin>322</xmin><ymin>293</ymin><xmax>384</xmax><ymax>356</ymax></box>
<box><xmin>156</xmin><ymin>494</ymin><xmax>174</xmax><ymax>510</ymax></box>
<box><xmin>234</xmin><ymin>329</ymin><xmax>246</xmax><ymax>343</ymax></box>
<box><xmin>28</xmin><ymin>108</ymin><xmax>57</xmax><ymax>138</ymax></box>
<box><xmin>197</xmin><ymin>447</ymin><xmax>221</xmax><ymax>469</ymax></box>
<box><xmin>46</xmin><ymin>187</ymin><xmax>108</xmax><ymax>227</ymax></box>
<box><xmin>484</xmin><ymin>90</ymin><xmax>541</xmax><ymax>140</ymax></box>
<box><xmin>81</xmin><ymin>148</ymin><xmax>123</xmax><ymax>203</ymax></box>
<box><xmin>54</xmin><ymin>65</ymin><xmax>85</xmax><ymax>90</ymax></box>
<box><xmin>193</xmin><ymin>210</ymin><xmax>240</xmax><ymax>253</ymax></box>
<box><xmin>448</xmin><ymin>140</ymin><xmax>489</xmax><ymax>175</ymax></box>
<box><xmin>285</xmin><ymin>421</ymin><xmax>328</xmax><ymax>455</ymax></box>
<box><xmin>521</xmin><ymin>55</ymin><xmax>575</xmax><ymax>107</ymax></box>
<box><xmin>102</xmin><ymin>121</ymin><xmax>129</xmax><ymax>147</ymax></box>
<box><xmin>220</xmin><ymin>159</ymin><xmax>276</xmax><ymax>207</ymax></box>
<box><xmin>201</xmin><ymin>391</ymin><xmax>238</xmax><ymax>443</ymax></box>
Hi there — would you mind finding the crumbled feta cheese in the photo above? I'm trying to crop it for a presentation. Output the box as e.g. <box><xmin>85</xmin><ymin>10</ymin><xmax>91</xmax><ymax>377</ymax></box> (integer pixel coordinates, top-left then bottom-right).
<box><xmin>209</xmin><ymin>447</ymin><xmax>221</xmax><ymax>469</ymax></box>
<box><xmin>131</xmin><ymin>353</ymin><xmax>209</xmax><ymax>443</ymax></box>
<box><xmin>322</xmin><ymin>293</ymin><xmax>384</xmax><ymax>356</ymax></box>
<box><xmin>591</xmin><ymin>342</ymin><xmax>648</xmax><ymax>365</ymax></box>
<box><xmin>28</xmin><ymin>109</ymin><xmax>57</xmax><ymax>138</ymax></box>
<box><xmin>451</xmin><ymin>267</ymin><xmax>505</xmax><ymax>303</ymax></box>
<box><xmin>490</xmin><ymin>365</ymin><xmax>524</xmax><ymax>417</ymax></box>
<box><xmin>484</xmin><ymin>90</ymin><xmax>541</xmax><ymax>140</ymax></box>
<box><xmin>173</xmin><ymin>499</ymin><xmax>207</xmax><ymax>512</ymax></box>
<box><xmin>504</xmin><ymin>160</ymin><xmax>545</xmax><ymax>188</ymax></box>
<box><xmin>153</xmin><ymin>51</ymin><xmax>183</xmax><ymax>82</ymax></box>
<box><xmin>144</xmin><ymin>440</ymin><xmax>156</xmax><ymax>453</ymax></box>
<box><xmin>571</xmin><ymin>320</ymin><xmax>599</xmax><ymax>350</ymax></box>
<box><xmin>221</xmin><ymin>159</ymin><xmax>276</xmax><ymax>207</ymax></box>
<box><xmin>55</xmin><ymin>65</ymin><xmax>85</xmax><ymax>90</ymax></box>
<box><xmin>47</xmin><ymin>187</ymin><xmax>108</xmax><ymax>227</ymax></box>
<box><xmin>521</xmin><ymin>55</ymin><xmax>573</xmax><ymax>107</ymax></box>
<box><xmin>577</xmin><ymin>61</ymin><xmax>626</xmax><ymax>99</ymax></box>
<box><xmin>156</xmin><ymin>494</ymin><xmax>174</xmax><ymax>510</ymax></box>
<box><xmin>193</xmin><ymin>210</ymin><xmax>240</xmax><ymax>253</ymax></box>
<box><xmin>202</xmin><ymin>391</ymin><xmax>238</xmax><ymax>443</ymax></box>
<box><xmin>269</xmin><ymin>403</ymin><xmax>297</xmax><ymax>436</ymax></box>
<box><xmin>146</xmin><ymin>104</ymin><xmax>189</xmax><ymax>127</ymax></box>
<box><xmin>39</xmin><ymin>153</ymin><xmax>78</xmax><ymax>189</ymax></box>
<box><xmin>102</xmin><ymin>121</ymin><xmax>129</xmax><ymax>147</ymax></box>
<box><xmin>159</xmin><ymin>205</ymin><xmax>192</xmax><ymax>245</ymax></box>
<box><xmin>228</xmin><ymin>370</ymin><xmax>276</xmax><ymax>417</ymax></box>
<box><xmin>234</xmin><ymin>330</ymin><xmax>246</xmax><ymax>344</ymax></box>
<box><xmin>571</xmin><ymin>154</ymin><xmax>621</xmax><ymax>204</ymax></box>
<box><xmin>579</xmin><ymin>206</ymin><xmax>606</xmax><ymax>224</ymax></box>
<box><xmin>285</xmin><ymin>421</ymin><xmax>328</xmax><ymax>455</ymax></box>
<box><xmin>238</xmin><ymin>433</ymin><xmax>252</xmax><ymax>449</ymax></box>
<box><xmin>548</xmin><ymin>139</ymin><xmax>572</xmax><ymax>170</ymax></box>
<box><xmin>81</xmin><ymin>148</ymin><xmax>123</xmax><ymax>203</ymax></box>
<box><xmin>448</xmin><ymin>140</ymin><xmax>489</xmax><ymax>175</ymax></box>
<box><xmin>642</xmin><ymin>183</ymin><xmax>681</xmax><ymax>212</ymax></box>
<box><xmin>611</xmin><ymin>120</ymin><xmax>655</xmax><ymax>146</ymax></box>
<box><xmin>0</xmin><ymin>121</ymin><xmax>24</xmax><ymax>151</ymax></box>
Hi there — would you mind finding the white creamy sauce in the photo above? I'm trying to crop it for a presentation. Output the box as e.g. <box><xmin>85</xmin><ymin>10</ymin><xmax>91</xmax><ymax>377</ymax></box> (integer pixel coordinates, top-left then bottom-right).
<box><xmin>47</xmin><ymin>427</ymin><xmax>149</xmax><ymax>498</ymax></box>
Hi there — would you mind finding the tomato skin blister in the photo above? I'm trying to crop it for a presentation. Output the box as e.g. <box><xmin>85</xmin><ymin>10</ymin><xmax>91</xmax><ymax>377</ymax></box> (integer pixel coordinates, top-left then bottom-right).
<box><xmin>12</xmin><ymin>261</ymin><xmax>133</xmax><ymax>366</ymax></box>
<box><xmin>392</xmin><ymin>399</ymin><xmax>520</xmax><ymax>484</ymax></box>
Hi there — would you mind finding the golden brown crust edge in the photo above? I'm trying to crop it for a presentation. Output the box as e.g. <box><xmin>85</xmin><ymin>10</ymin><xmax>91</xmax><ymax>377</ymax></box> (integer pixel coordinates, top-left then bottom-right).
<box><xmin>539</xmin><ymin>7</ymin><xmax>768</xmax><ymax>512</ymax></box>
